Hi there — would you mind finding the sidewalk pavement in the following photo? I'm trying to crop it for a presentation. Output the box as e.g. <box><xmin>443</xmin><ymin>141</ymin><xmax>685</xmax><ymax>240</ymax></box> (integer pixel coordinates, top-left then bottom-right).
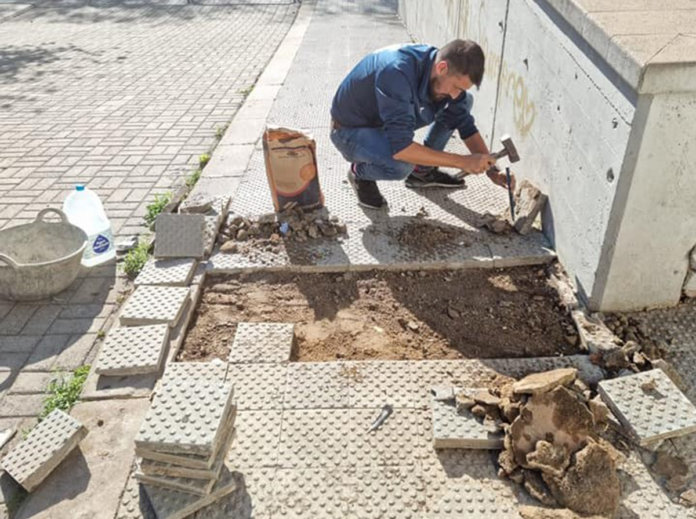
<box><xmin>0</xmin><ymin>1</ymin><xmax>298</xmax><ymax>514</ymax></box>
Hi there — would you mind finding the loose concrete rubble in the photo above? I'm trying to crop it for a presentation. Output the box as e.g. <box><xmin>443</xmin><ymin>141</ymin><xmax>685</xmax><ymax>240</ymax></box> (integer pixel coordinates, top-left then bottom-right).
<box><xmin>218</xmin><ymin>205</ymin><xmax>347</xmax><ymax>257</ymax></box>
<box><xmin>1</xmin><ymin>410</ymin><xmax>87</xmax><ymax>492</ymax></box>
<box><xmin>475</xmin><ymin>180</ymin><xmax>547</xmax><ymax>235</ymax></box>
<box><xmin>131</xmin><ymin>362</ymin><xmax>238</xmax><ymax>517</ymax></box>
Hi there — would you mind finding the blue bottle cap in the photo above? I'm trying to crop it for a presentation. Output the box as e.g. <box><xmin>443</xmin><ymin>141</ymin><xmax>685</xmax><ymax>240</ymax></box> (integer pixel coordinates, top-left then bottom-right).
<box><xmin>76</xmin><ymin>185</ymin><xmax>85</xmax><ymax>191</ymax></box>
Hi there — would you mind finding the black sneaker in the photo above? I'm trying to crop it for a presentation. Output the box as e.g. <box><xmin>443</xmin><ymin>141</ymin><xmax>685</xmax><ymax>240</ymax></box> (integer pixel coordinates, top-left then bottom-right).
<box><xmin>405</xmin><ymin>168</ymin><xmax>465</xmax><ymax>189</ymax></box>
<box><xmin>347</xmin><ymin>167</ymin><xmax>387</xmax><ymax>209</ymax></box>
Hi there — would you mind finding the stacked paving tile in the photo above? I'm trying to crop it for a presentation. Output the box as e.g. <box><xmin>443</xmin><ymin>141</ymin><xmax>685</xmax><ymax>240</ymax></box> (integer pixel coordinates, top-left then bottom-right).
<box><xmin>133</xmin><ymin>362</ymin><xmax>238</xmax><ymax>519</ymax></box>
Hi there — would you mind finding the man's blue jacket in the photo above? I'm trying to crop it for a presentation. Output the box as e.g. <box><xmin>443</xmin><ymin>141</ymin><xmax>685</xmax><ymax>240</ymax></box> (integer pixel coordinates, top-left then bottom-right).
<box><xmin>330</xmin><ymin>44</ymin><xmax>479</xmax><ymax>155</ymax></box>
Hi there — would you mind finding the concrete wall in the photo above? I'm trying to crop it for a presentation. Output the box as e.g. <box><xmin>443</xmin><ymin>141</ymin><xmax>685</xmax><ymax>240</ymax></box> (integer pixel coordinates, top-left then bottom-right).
<box><xmin>398</xmin><ymin>0</ymin><xmax>696</xmax><ymax>311</ymax></box>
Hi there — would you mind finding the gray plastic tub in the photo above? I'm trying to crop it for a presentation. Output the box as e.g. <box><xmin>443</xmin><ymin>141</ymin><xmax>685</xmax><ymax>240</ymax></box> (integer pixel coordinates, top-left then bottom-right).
<box><xmin>0</xmin><ymin>208</ymin><xmax>87</xmax><ymax>301</ymax></box>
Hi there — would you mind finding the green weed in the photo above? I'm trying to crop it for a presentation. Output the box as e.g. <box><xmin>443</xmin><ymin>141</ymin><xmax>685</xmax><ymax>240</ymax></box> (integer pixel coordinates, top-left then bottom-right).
<box><xmin>144</xmin><ymin>191</ymin><xmax>172</xmax><ymax>228</ymax></box>
<box><xmin>39</xmin><ymin>365</ymin><xmax>90</xmax><ymax>421</ymax></box>
<box><xmin>122</xmin><ymin>239</ymin><xmax>150</xmax><ymax>279</ymax></box>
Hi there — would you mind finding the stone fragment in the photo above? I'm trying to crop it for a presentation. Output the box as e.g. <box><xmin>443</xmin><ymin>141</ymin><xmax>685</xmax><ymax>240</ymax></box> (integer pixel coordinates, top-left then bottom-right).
<box><xmin>509</xmin><ymin>386</ymin><xmax>594</xmax><ymax>467</ymax></box>
<box><xmin>498</xmin><ymin>448</ymin><xmax>518</xmax><ymax>475</ymax></box>
<box><xmin>454</xmin><ymin>391</ymin><xmax>475</xmax><ymax>413</ymax></box>
<box><xmin>522</xmin><ymin>469</ymin><xmax>557</xmax><ymax>507</ymax></box>
<box><xmin>571</xmin><ymin>310</ymin><xmax>618</xmax><ymax>353</ymax></box>
<box><xmin>680</xmin><ymin>488</ymin><xmax>696</xmax><ymax>507</ymax></box>
<box><xmin>652</xmin><ymin>450</ymin><xmax>688</xmax><ymax>478</ymax></box>
<box><xmin>512</xmin><ymin>368</ymin><xmax>577</xmax><ymax>396</ymax></box>
<box><xmin>518</xmin><ymin>506</ymin><xmax>604</xmax><ymax>519</ymax></box>
<box><xmin>602</xmin><ymin>348</ymin><xmax>629</xmax><ymax>370</ymax></box>
<box><xmin>220</xmin><ymin>241</ymin><xmax>238</xmax><ymax>253</ymax></box>
<box><xmin>500</xmin><ymin>398</ymin><xmax>521</xmax><ymax>422</ymax></box>
<box><xmin>1</xmin><ymin>410</ymin><xmax>87</xmax><ymax>492</ymax></box>
<box><xmin>542</xmin><ymin>440</ymin><xmax>621</xmax><ymax>517</ymax></box>
<box><xmin>430</xmin><ymin>386</ymin><xmax>455</xmax><ymax>402</ymax></box>
<box><xmin>683</xmin><ymin>271</ymin><xmax>696</xmax><ymax>298</ymax></box>
<box><xmin>588</xmin><ymin>395</ymin><xmax>610</xmax><ymax>425</ymax></box>
<box><xmin>513</xmin><ymin>180</ymin><xmax>547</xmax><ymax>235</ymax></box>
<box><xmin>470</xmin><ymin>404</ymin><xmax>487</xmax><ymax>420</ymax></box>
<box><xmin>471</xmin><ymin>388</ymin><xmax>501</xmax><ymax>407</ymax></box>
<box><xmin>525</xmin><ymin>440</ymin><xmax>570</xmax><ymax>478</ymax></box>
<box><xmin>179</xmin><ymin>193</ymin><xmax>214</xmax><ymax>214</ymax></box>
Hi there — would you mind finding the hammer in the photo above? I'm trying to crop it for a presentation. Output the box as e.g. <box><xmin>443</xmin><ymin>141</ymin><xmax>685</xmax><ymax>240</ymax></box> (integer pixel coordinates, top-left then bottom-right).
<box><xmin>456</xmin><ymin>134</ymin><xmax>520</xmax><ymax>177</ymax></box>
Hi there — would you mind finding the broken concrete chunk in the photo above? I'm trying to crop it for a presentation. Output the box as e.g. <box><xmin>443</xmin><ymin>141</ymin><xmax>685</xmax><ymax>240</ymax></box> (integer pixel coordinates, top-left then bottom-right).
<box><xmin>602</xmin><ymin>348</ymin><xmax>630</xmax><ymax>370</ymax></box>
<box><xmin>510</xmin><ymin>386</ymin><xmax>593</xmax><ymax>467</ymax></box>
<box><xmin>652</xmin><ymin>449</ymin><xmax>689</xmax><ymax>478</ymax></box>
<box><xmin>683</xmin><ymin>271</ymin><xmax>696</xmax><ymax>298</ymax></box>
<box><xmin>542</xmin><ymin>440</ymin><xmax>621</xmax><ymax>517</ymax></box>
<box><xmin>180</xmin><ymin>193</ymin><xmax>214</xmax><ymax>214</ymax></box>
<box><xmin>512</xmin><ymin>368</ymin><xmax>577</xmax><ymax>396</ymax></box>
<box><xmin>588</xmin><ymin>395</ymin><xmax>610</xmax><ymax>425</ymax></box>
<box><xmin>570</xmin><ymin>310</ymin><xmax>618</xmax><ymax>354</ymax></box>
<box><xmin>430</xmin><ymin>386</ymin><xmax>455</xmax><ymax>402</ymax></box>
<box><xmin>513</xmin><ymin>180</ymin><xmax>547</xmax><ymax>235</ymax></box>
<box><xmin>522</xmin><ymin>469</ymin><xmax>557</xmax><ymax>507</ymax></box>
<box><xmin>525</xmin><ymin>440</ymin><xmax>570</xmax><ymax>478</ymax></box>
<box><xmin>518</xmin><ymin>505</ymin><xmax>605</xmax><ymax>519</ymax></box>
<box><xmin>470</xmin><ymin>388</ymin><xmax>501</xmax><ymax>407</ymax></box>
<box><xmin>680</xmin><ymin>488</ymin><xmax>696</xmax><ymax>507</ymax></box>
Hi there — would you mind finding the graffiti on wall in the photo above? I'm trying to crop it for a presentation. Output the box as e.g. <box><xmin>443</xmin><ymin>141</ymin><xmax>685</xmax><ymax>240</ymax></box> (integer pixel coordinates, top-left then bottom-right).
<box><xmin>468</xmin><ymin>0</ymin><xmax>536</xmax><ymax>137</ymax></box>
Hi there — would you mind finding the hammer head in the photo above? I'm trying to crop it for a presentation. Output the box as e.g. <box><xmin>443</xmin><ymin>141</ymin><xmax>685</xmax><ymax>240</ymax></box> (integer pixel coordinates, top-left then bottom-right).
<box><xmin>499</xmin><ymin>134</ymin><xmax>520</xmax><ymax>163</ymax></box>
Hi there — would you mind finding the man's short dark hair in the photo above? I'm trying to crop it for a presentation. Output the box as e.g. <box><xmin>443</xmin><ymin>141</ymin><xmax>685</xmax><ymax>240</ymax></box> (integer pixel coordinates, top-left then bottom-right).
<box><xmin>437</xmin><ymin>39</ymin><xmax>485</xmax><ymax>87</ymax></box>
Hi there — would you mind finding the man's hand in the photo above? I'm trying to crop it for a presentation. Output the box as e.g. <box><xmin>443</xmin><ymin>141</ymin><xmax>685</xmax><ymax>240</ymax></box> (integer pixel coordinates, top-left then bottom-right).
<box><xmin>487</xmin><ymin>168</ymin><xmax>517</xmax><ymax>192</ymax></box>
<box><xmin>457</xmin><ymin>154</ymin><xmax>496</xmax><ymax>174</ymax></box>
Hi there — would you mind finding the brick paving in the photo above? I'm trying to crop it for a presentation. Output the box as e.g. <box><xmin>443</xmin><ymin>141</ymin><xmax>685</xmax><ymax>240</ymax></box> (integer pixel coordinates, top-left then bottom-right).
<box><xmin>0</xmin><ymin>0</ymin><xmax>298</xmax><ymax>435</ymax></box>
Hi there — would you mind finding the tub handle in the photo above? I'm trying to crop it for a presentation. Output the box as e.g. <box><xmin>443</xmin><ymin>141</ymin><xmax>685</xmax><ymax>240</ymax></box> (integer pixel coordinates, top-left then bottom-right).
<box><xmin>0</xmin><ymin>253</ymin><xmax>19</xmax><ymax>269</ymax></box>
<box><xmin>35</xmin><ymin>208</ymin><xmax>67</xmax><ymax>224</ymax></box>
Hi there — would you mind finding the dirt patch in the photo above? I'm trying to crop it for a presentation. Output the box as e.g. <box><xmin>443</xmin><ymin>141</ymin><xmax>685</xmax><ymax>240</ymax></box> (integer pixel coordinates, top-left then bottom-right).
<box><xmin>395</xmin><ymin>219</ymin><xmax>473</xmax><ymax>251</ymax></box>
<box><xmin>179</xmin><ymin>265</ymin><xmax>580</xmax><ymax>362</ymax></box>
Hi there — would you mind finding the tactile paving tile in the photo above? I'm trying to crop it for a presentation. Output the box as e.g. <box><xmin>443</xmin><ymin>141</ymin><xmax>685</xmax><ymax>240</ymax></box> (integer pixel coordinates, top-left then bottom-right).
<box><xmin>628</xmin><ymin>299</ymin><xmax>696</xmax><ymax>354</ymax></box>
<box><xmin>1</xmin><ymin>409</ymin><xmax>87</xmax><ymax>492</ymax></box>
<box><xmin>278</xmin><ymin>408</ymin><xmax>427</xmax><ymax>469</ymax></box>
<box><xmin>135</xmin><ymin>380</ymin><xmax>234</xmax><ymax>455</ymax></box>
<box><xmin>160</xmin><ymin>359</ymin><xmax>228</xmax><ymax>389</ymax></box>
<box><xmin>617</xmin><ymin>451</ymin><xmax>688</xmax><ymax>518</ymax></box>
<box><xmin>155</xmin><ymin>213</ymin><xmax>206</xmax><ymax>259</ymax></box>
<box><xmin>346</xmin><ymin>360</ymin><xmax>424</xmax><ymax>408</ymax></box>
<box><xmin>143</xmin><ymin>466</ymin><xmax>238</xmax><ymax>519</ymax></box>
<box><xmin>283</xmin><ymin>362</ymin><xmax>351</xmax><ymax>409</ymax></box>
<box><xmin>225</xmin><ymin>363</ymin><xmax>286</xmax><ymax>410</ymax></box>
<box><xmin>271</xmin><ymin>468</ymin><xmax>352</xmax><ymax>518</ymax></box>
<box><xmin>134</xmin><ymin>258</ymin><xmax>198</xmax><ymax>287</ymax></box>
<box><xmin>351</xmin><ymin>465</ymin><xmax>427</xmax><ymax>519</ymax></box>
<box><xmin>120</xmin><ymin>285</ymin><xmax>190</xmax><ymax>327</ymax></box>
<box><xmin>190</xmin><ymin>469</ymin><xmax>276</xmax><ymax>519</ymax></box>
<box><xmin>598</xmin><ymin>369</ymin><xmax>696</xmax><ymax>445</ymax></box>
<box><xmin>115</xmin><ymin>467</ymin><xmax>156</xmax><ymax>519</ymax></box>
<box><xmin>416</xmin><ymin>360</ymin><xmax>502</xmax><ymax>401</ymax></box>
<box><xmin>95</xmin><ymin>324</ymin><xmax>170</xmax><ymax>376</ymax></box>
<box><xmin>203</xmin><ymin>215</ymin><xmax>221</xmax><ymax>255</ymax></box>
<box><xmin>228</xmin><ymin>322</ymin><xmax>294</xmax><ymax>364</ymax></box>
<box><xmin>424</xmin><ymin>475</ymin><xmax>521</xmax><ymax>518</ymax></box>
<box><xmin>431</xmin><ymin>397</ymin><xmax>503</xmax><ymax>449</ymax></box>
<box><xmin>226</xmin><ymin>410</ymin><xmax>283</xmax><ymax>468</ymax></box>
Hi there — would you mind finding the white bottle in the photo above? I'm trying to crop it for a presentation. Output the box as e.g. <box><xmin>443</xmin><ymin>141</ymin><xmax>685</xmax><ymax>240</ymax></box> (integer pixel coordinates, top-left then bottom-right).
<box><xmin>62</xmin><ymin>185</ymin><xmax>116</xmax><ymax>267</ymax></box>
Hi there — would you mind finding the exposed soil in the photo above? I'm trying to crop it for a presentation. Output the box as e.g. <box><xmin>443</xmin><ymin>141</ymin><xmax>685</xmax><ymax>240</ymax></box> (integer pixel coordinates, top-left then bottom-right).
<box><xmin>179</xmin><ymin>265</ymin><xmax>580</xmax><ymax>362</ymax></box>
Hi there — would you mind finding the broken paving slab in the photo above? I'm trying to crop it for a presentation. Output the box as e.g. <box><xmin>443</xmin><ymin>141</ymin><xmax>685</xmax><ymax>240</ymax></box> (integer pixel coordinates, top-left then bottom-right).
<box><xmin>1</xmin><ymin>409</ymin><xmax>87</xmax><ymax>492</ymax></box>
<box><xmin>158</xmin><ymin>359</ymin><xmax>228</xmax><ymax>390</ymax></box>
<box><xmin>154</xmin><ymin>213</ymin><xmax>205</xmax><ymax>259</ymax></box>
<box><xmin>135</xmin><ymin>380</ymin><xmax>234</xmax><ymax>456</ymax></box>
<box><xmin>95</xmin><ymin>324</ymin><xmax>170</xmax><ymax>376</ymax></box>
<box><xmin>134</xmin><ymin>258</ymin><xmax>197</xmax><ymax>287</ymax></box>
<box><xmin>228</xmin><ymin>322</ymin><xmax>294</xmax><ymax>364</ymax></box>
<box><xmin>431</xmin><ymin>396</ymin><xmax>503</xmax><ymax>450</ymax></box>
<box><xmin>119</xmin><ymin>285</ymin><xmax>190</xmax><ymax>327</ymax></box>
<box><xmin>513</xmin><ymin>180</ymin><xmax>548</xmax><ymax>235</ymax></box>
<box><xmin>571</xmin><ymin>310</ymin><xmax>619</xmax><ymax>353</ymax></box>
<box><xmin>512</xmin><ymin>367</ymin><xmax>578</xmax><ymax>395</ymax></box>
<box><xmin>598</xmin><ymin>369</ymin><xmax>696</xmax><ymax>445</ymax></box>
<box><xmin>143</xmin><ymin>467</ymin><xmax>238</xmax><ymax>519</ymax></box>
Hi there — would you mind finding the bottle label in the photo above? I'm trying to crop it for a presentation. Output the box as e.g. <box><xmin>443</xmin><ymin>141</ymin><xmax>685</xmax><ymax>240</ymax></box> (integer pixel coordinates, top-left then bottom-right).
<box><xmin>93</xmin><ymin>234</ymin><xmax>110</xmax><ymax>254</ymax></box>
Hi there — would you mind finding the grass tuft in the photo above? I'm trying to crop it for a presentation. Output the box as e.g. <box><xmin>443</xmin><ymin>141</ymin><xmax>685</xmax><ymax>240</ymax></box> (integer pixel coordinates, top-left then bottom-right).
<box><xmin>39</xmin><ymin>365</ymin><xmax>90</xmax><ymax>421</ymax></box>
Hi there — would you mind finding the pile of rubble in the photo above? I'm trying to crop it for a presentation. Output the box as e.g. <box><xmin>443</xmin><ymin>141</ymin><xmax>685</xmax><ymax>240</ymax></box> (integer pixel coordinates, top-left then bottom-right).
<box><xmin>434</xmin><ymin>364</ymin><xmax>696</xmax><ymax>517</ymax></box>
<box><xmin>218</xmin><ymin>205</ymin><xmax>347</xmax><ymax>255</ymax></box>
<box><xmin>395</xmin><ymin>219</ymin><xmax>472</xmax><ymax>251</ymax></box>
<box><xmin>133</xmin><ymin>362</ymin><xmax>238</xmax><ymax>518</ymax></box>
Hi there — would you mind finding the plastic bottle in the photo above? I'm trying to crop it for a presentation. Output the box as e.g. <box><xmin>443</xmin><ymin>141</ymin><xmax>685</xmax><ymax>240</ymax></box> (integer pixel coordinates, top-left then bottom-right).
<box><xmin>62</xmin><ymin>185</ymin><xmax>116</xmax><ymax>267</ymax></box>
